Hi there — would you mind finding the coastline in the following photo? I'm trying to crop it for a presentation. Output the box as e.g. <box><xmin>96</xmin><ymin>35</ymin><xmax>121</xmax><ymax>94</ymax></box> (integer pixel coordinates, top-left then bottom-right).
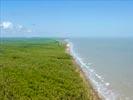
<box><xmin>65</xmin><ymin>42</ymin><xmax>102</xmax><ymax>100</ymax></box>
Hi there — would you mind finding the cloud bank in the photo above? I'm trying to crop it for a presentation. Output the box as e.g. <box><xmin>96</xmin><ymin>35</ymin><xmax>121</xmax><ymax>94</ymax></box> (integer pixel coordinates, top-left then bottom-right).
<box><xmin>0</xmin><ymin>21</ymin><xmax>32</xmax><ymax>33</ymax></box>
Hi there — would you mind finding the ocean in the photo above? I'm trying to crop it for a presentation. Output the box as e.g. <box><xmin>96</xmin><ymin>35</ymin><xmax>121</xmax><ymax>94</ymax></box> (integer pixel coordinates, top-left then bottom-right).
<box><xmin>67</xmin><ymin>38</ymin><xmax>133</xmax><ymax>100</ymax></box>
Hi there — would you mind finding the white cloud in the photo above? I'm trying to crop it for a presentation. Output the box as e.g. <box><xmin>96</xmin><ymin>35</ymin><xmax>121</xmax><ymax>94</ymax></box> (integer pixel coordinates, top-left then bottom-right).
<box><xmin>17</xmin><ymin>25</ymin><xmax>23</xmax><ymax>29</ymax></box>
<box><xmin>0</xmin><ymin>21</ymin><xmax>13</xmax><ymax>30</ymax></box>
<box><xmin>16</xmin><ymin>24</ymin><xmax>25</xmax><ymax>32</ymax></box>
<box><xmin>27</xmin><ymin>29</ymin><xmax>32</xmax><ymax>33</ymax></box>
<box><xmin>0</xmin><ymin>21</ymin><xmax>32</xmax><ymax>33</ymax></box>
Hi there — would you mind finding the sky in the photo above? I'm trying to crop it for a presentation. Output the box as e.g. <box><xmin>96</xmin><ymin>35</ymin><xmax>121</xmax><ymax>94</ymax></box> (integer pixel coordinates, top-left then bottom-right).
<box><xmin>0</xmin><ymin>0</ymin><xmax>133</xmax><ymax>37</ymax></box>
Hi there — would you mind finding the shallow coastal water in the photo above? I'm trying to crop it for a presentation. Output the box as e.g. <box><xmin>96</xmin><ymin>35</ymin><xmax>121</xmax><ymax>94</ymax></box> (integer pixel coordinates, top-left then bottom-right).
<box><xmin>68</xmin><ymin>38</ymin><xmax>133</xmax><ymax>100</ymax></box>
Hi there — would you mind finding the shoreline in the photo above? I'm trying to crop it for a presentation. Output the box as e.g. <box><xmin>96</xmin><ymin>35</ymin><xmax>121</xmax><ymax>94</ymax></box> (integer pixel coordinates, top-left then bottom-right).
<box><xmin>65</xmin><ymin>43</ymin><xmax>102</xmax><ymax>100</ymax></box>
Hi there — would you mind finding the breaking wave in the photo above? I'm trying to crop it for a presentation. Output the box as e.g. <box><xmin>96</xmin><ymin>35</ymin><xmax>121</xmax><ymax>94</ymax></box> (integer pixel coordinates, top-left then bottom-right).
<box><xmin>65</xmin><ymin>39</ymin><xmax>119</xmax><ymax>100</ymax></box>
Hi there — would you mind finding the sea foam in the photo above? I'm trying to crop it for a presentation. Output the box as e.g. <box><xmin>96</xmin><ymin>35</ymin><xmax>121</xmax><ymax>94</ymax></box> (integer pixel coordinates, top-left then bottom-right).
<box><xmin>65</xmin><ymin>39</ymin><xmax>118</xmax><ymax>100</ymax></box>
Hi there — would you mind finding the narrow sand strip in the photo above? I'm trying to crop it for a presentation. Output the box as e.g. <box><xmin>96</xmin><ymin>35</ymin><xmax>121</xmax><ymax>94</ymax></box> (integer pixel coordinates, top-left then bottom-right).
<box><xmin>65</xmin><ymin>42</ymin><xmax>102</xmax><ymax>100</ymax></box>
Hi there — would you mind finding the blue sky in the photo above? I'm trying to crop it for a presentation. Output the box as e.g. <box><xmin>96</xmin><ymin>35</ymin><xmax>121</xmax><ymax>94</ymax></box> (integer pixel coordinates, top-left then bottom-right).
<box><xmin>0</xmin><ymin>0</ymin><xmax>133</xmax><ymax>37</ymax></box>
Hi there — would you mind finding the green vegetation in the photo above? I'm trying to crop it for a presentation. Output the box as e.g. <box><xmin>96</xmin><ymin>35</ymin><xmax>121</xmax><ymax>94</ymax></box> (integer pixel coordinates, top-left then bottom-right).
<box><xmin>0</xmin><ymin>38</ymin><xmax>97</xmax><ymax>100</ymax></box>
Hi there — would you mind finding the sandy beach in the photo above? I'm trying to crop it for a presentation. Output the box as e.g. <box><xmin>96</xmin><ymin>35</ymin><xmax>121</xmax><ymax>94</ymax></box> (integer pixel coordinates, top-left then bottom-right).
<box><xmin>66</xmin><ymin>42</ymin><xmax>102</xmax><ymax>100</ymax></box>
